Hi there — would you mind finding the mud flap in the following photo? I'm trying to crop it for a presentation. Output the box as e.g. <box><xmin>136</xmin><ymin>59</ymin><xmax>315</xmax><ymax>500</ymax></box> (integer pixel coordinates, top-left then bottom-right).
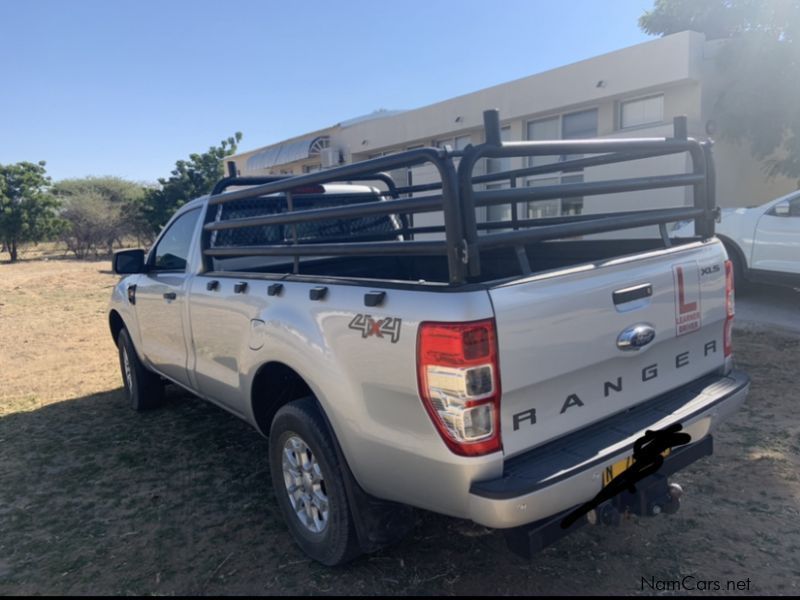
<box><xmin>317</xmin><ymin>401</ymin><xmax>416</xmax><ymax>553</ymax></box>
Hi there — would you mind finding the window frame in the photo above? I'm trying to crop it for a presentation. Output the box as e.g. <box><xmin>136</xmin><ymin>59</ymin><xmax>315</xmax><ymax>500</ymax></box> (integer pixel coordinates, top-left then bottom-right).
<box><xmin>523</xmin><ymin>108</ymin><xmax>598</xmax><ymax>218</ymax></box>
<box><xmin>618</xmin><ymin>94</ymin><xmax>665</xmax><ymax>131</ymax></box>
<box><xmin>147</xmin><ymin>207</ymin><xmax>201</xmax><ymax>273</ymax></box>
<box><xmin>561</xmin><ymin>108</ymin><xmax>599</xmax><ymax>141</ymax></box>
<box><xmin>791</xmin><ymin>196</ymin><xmax>800</xmax><ymax>217</ymax></box>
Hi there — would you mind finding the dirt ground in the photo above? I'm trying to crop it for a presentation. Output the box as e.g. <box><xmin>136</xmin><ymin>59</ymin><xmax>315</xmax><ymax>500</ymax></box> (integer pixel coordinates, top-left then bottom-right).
<box><xmin>1</xmin><ymin>257</ymin><xmax>799</xmax><ymax>595</ymax></box>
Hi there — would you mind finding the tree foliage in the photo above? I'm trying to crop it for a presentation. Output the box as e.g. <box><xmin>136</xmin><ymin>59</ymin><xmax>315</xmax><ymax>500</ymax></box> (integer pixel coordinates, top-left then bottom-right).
<box><xmin>52</xmin><ymin>177</ymin><xmax>149</xmax><ymax>257</ymax></box>
<box><xmin>0</xmin><ymin>161</ymin><xmax>61</xmax><ymax>262</ymax></box>
<box><xmin>141</xmin><ymin>133</ymin><xmax>242</xmax><ymax>232</ymax></box>
<box><xmin>640</xmin><ymin>0</ymin><xmax>800</xmax><ymax>179</ymax></box>
<box><xmin>57</xmin><ymin>192</ymin><xmax>119</xmax><ymax>258</ymax></box>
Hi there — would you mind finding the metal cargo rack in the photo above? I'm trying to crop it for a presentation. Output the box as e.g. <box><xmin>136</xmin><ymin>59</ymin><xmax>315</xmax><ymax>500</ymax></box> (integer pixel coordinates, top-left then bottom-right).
<box><xmin>202</xmin><ymin>110</ymin><xmax>716</xmax><ymax>285</ymax></box>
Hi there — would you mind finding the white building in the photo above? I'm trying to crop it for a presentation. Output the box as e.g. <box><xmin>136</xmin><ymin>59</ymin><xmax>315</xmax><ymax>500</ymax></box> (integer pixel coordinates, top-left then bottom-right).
<box><xmin>228</xmin><ymin>31</ymin><xmax>795</xmax><ymax>219</ymax></box>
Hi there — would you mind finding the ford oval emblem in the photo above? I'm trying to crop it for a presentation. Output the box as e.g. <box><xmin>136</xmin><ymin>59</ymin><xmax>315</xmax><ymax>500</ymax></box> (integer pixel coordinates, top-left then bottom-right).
<box><xmin>617</xmin><ymin>324</ymin><xmax>656</xmax><ymax>351</ymax></box>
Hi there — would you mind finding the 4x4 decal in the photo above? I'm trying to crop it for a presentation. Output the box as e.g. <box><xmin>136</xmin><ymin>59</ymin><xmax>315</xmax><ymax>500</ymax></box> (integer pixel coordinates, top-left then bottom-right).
<box><xmin>348</xmin><ymin>314</ymin><xmax>402</xmax><ymax>343</ymax></box>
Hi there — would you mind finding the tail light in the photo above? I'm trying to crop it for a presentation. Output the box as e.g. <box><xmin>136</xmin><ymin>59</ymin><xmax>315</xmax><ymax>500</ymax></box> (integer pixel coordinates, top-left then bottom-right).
<box><xmin>416</xmin><ymin>319</ymin><xmax>502</xmax><ymax>456</ymax></box>
<box><xmin>724</xmin><ymin>259</ymin><xmax>735</xmax><ymax>357</ymax></box>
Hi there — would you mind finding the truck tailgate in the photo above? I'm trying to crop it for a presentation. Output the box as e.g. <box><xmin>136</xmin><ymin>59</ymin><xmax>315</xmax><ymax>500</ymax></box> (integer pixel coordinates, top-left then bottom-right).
<box><xmin>490</xmin><ymin>240</ymin><xmax>730</xmax><ymax>458</ymax></box>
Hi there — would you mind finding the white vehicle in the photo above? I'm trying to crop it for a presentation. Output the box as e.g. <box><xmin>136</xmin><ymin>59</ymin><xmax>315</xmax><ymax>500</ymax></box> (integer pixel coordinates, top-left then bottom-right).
<box><xmin>673</xmin><ymin>191</ymin><xmax>800</xmax><ymax>288</ymax></box>
<box><xmin>109</xmin><ymin>112</ymin><xmax>748</xmax><ymax>565</ymax></box>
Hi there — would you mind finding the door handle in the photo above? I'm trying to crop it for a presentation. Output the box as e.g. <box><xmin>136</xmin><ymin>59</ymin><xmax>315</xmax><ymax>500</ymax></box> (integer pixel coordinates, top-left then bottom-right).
<box><xmin>613</xmin><ymin>283</ymin><xmax>652</xmax><ymax>305</ymax></box>
<box><xmin>163</xmin><ymin>292</ymin><xmax>177</xmax><ymax>301</ymax></box>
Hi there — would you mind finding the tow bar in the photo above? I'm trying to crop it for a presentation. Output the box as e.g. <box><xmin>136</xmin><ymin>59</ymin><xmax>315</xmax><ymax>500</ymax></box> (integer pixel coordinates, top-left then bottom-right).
<box><xmin>504</xmin><ymin>436</ymin><xmax>712</xmax><ymax>559</ymax></box>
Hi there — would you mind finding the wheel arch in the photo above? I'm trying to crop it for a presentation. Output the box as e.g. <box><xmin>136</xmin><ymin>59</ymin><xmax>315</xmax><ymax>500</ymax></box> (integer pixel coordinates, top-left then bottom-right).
<box><xmin>109</xmin><ymin>309</ymin><xmax>126</xmax><ymax>346</ymax></box>
<box><xmin>250</xmin><ymin>361</ymin><xmax>315</xmax><ymax>437</ymax></box>
<box><xmin>717</xmin><ymin>234</ymin><xmax>748</xmax><ymax>275</ymax></box>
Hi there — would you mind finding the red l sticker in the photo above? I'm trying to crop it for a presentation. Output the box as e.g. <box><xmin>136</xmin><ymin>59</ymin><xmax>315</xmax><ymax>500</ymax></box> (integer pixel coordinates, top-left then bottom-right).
<box><xmin>673</xmin><ymin>262</ymin><xmax>701</xmax><ymax>336</ymax></box>
<box><xmin>676</xmin><ymin>266</ymin><xmax>698</xmax><ymax>314</ymax></box>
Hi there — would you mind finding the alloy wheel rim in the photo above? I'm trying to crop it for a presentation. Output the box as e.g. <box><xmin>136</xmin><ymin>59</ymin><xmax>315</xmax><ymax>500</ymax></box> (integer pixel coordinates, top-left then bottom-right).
<box><xmin>122</xmin><ymin>347</ymin><xmax>133</xmax><ymax>393</ymax></box>
<box><xmin>281</xmin><ymin>435</ymin><xmax>329</xmax><ymax>534</ymax></box>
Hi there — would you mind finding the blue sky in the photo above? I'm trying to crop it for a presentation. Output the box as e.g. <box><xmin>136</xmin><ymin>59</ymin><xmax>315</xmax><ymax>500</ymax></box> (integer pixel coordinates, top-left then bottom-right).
<box><xmin>0</xmin><ymin>0</ymin><xmax>655</xmax><ymax>183</ymax></box>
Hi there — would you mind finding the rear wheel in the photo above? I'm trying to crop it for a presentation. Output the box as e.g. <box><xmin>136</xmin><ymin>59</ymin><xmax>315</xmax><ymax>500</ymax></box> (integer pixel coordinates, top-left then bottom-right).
<box><xmin>117</xmin><ymin>328</ymin><xmax>164</xmax><ymax>411</ymax></box>
<box><xmin>269</xmin><ymin>397</ymin><xmax>361</xmax><ymax>566</ymax></box>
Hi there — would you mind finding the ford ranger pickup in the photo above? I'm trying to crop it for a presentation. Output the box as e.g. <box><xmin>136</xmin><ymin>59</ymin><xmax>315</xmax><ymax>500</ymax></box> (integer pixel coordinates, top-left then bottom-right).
<box><xmin>109</xmin><ymin>111</ymin><xmax>749</xmax><ymax>565</ymax></box>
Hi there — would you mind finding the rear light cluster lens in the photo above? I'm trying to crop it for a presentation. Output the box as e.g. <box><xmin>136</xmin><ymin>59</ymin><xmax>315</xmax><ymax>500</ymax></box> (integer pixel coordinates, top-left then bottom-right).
<box><xmin>724</xmin><ymin>259</ymin><xmax>735</xmax><ymax>357</ymax></box>
<box><xmin>417</xmin><ymin>319</ymin><xmax>502</xmax><ymax>456</ymax></box>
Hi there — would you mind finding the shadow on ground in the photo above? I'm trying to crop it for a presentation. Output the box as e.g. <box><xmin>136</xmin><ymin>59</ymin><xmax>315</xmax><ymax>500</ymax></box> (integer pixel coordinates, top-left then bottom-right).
<box><xmin>1</xmin><ymin>328</ymin><xmax>799</xmax><ymax>594</ymax></box>
<box><xmin>736</xmin><ymin>283</ymin><xmax>800</xmax><ymax>333</ymax></box>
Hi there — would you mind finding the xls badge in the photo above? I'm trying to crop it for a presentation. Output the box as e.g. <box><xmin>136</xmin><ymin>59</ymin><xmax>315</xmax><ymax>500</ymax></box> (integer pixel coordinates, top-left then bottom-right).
<box><xmin>348</xmin><ymin>314</ymin><xmax>402</xmax><ymax>343</ymax></box>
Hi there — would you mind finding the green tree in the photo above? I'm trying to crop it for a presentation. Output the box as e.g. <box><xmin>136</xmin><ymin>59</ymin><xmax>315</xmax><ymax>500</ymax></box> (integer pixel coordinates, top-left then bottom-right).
<box><xmin>57</xmin><ymin>192</ymin><xmax>118</xmax><ymax>258</ymax></box>
<box><xmin>52</xmin><ymin>176</ymin><xmax>150</xmax><ymax>255</ymax></box>
<box><xmin>0</xmin><ymin>161</ymin><xmax>61</xmax><ymax>262</ymax></box>
<box><xmin>640</xmin><ymin>0</ymin><xmax>800</xmax><ymax>179</ymax></box>
<box><xmin>142</xmin><ymin>132</ymin><xmax>242</xmax><ymax>232</ymax></box>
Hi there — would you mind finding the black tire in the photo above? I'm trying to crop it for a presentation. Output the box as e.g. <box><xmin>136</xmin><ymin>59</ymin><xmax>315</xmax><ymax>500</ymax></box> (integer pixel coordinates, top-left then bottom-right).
<box><xmin>269</xmin><ymin>397</ymin><xmax>361</xmax><ymax>566</ymax></box>
<box><xmin>117</xmin><ymin>328</ymin><xmax>164</xmax><ymax>411</ymax></box>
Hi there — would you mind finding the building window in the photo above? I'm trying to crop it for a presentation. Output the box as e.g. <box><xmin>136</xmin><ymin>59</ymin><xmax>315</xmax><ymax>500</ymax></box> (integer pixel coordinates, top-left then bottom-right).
<box><xmin>561</xmin><ymin>108</ymin><xmax>598</xmax><ymax>163</ymax></box>
<box><xmin>435</xmin><ymin>135</ymin><xmax>472</xmax><ymax>167</ymax></box>
<box><xmin>526</xmin><ymin>109</ymin><xmax>598</xmax><ymax>166</ymax></box>
<box><xmin>485</xmin><ymin>126</ymin><xmax>511</xmax><ymax>177</ymax></box>
<box><xmin>525</xmin><ymin>177</ymin><xmax>561</xmax><ymax>219</ymax></box>
<box><xmin>620</xmin><ymin>95</ymin><xmax>664</xmax><ymax>129</ymax></box>
<box><xmin>521</xmin><ymin>109</ymin><xmax>595</xmax><ymax>218</ymax></box>
<box><xmin>436</xmin><ymin>135</ymin><xmax>472</xmax><ymax>151</ymax></box>
<box><xmin>485</xmin><ymin>127</ymin><xmax>512</xmax><ymax>223</ymax></box>
<box><xmin>562</xmin><ymin>109</ymin><xmax>598</xmax><ymax>139</ymax></box>
<box><xmin>560</xmin><ymin>174</ymin><xmax>584</xmax><ymax>216</ymax></box>
<box><xmin>454</xmin><ymin>135</ymin><xmax>471</xmax><ymax>151</ymax></box>
<box><xmin>524</xmin><ymin>175</ymin><xmax>584</xmax><ymax>218</ymax></box>
<box><xmin>405</xmin><ymin>145</ymin><xmax>426</xmax><ymax>192</ymax></box>
<box><xmin>527</xmin><ymin>117</ymin><xmax>560</xmax><ymax>167</ymax></box>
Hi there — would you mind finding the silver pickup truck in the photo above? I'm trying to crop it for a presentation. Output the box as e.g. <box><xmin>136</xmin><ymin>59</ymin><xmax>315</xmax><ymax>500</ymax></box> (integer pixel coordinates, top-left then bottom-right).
<box><xmin>109</xmin><ymin>111</ymin><xmax>749</xmax><ymax>565</ymax></box>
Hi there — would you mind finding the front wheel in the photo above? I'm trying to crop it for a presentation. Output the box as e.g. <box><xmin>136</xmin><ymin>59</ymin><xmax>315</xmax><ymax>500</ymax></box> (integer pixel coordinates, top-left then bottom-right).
<box><xmin>269</xmin><ymin>397</ymin><xmax>361</xmax><ymax>566</ymax></box>
<box><xmin>117</xmin><ymin>328</ymin><xmax>164</xmax><ymax>411</ymax></box>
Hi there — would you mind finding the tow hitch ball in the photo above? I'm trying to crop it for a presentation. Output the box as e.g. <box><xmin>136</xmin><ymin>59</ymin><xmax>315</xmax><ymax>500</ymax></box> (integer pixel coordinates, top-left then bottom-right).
<box><xmin>653</xmin><ymin>482</ymin><xmax>683</xmax><ymax>516</ymax></box>
<box><xmin>591</xmin><ymin>477</ymin><xmax>684</xmax><ymax>525</ymax></box>
<box><xmin>503</xmin><ymin>478</ymin><xmax>684</xmax><ymax>559</ymax></box>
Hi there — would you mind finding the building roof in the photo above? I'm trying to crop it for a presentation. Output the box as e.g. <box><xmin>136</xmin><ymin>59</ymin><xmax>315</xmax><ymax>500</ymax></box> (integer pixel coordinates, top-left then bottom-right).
<box><xmin>245</xmin><ymin>135</ymin><xmax>330</xmax><ymax>171</ymax></box>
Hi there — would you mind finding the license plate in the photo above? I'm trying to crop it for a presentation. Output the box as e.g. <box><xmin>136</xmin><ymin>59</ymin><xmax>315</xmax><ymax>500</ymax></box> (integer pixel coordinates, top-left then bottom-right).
<box><xmin>602</xmin><ymin>448</ymin><xmax>670</xmax><ymax>487</ymax></box>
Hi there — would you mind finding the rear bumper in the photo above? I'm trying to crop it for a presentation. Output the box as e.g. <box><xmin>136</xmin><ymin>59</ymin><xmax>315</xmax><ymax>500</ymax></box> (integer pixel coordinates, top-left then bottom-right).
<box><xmin>468</xmin><ymin>370</ymin><xmax>750</xmax><ymax>529</ymax></box>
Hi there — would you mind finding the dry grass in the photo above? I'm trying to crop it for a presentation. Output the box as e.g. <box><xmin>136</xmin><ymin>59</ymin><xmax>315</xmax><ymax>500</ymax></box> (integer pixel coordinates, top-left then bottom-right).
<box><xmin>0</xmin><ymin>259</ymin><xmax>119</xmax><ymax>411</ymax></box>
<box><xmin>1</xmin><ymin>257</ymin><xmax>799</xmax><ymax>594</ymax></box>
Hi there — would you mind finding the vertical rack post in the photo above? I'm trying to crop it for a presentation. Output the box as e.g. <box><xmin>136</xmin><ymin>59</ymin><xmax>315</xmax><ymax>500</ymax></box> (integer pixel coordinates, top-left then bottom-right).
<box><xmin>484</xmin><ymin>109</ymin><xmax>502</xmax><ymax>146</ymax></box>
<box><xmin>286</xmin><ymin>190</ymin><xmax>299</xmax><ymax>274</ymax></box>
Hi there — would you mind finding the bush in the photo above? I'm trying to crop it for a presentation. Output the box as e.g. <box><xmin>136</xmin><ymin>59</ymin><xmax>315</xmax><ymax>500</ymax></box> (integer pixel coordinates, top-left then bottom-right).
<box><xmin>59</xmin><ymin>192</ymin><xmax>123</xmax><ymax>258</ymax></box>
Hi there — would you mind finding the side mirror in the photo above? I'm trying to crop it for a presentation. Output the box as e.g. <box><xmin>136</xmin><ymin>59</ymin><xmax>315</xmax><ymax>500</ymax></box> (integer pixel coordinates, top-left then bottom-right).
<box><xmin>113</xmin><ymin>249</ymin><xmax>146</xmax><ymax>274</ymax></box>
<box><xmin>773</xmin><ymin>201</ymin><xmax>790</xmax><ymax>217</ymax></box>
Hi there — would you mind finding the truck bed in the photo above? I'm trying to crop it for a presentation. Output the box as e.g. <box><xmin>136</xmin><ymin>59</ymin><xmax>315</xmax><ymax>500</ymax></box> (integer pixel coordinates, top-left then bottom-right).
<box><xmin>209</xmin><ymin>238</ymin><xmax>698</xmax><ymax>286</ymax></box>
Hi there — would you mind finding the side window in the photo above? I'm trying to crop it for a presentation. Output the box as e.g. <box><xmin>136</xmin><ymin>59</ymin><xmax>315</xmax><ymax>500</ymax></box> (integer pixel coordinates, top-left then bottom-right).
<box><xmin>152</xmin><ymin>209</ymin><xmax>201</xmax><ymax>271</ymax></box>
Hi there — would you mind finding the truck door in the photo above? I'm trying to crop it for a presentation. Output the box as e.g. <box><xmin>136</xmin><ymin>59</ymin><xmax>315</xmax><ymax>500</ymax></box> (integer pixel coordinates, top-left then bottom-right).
<box><xmin>134</xmin><ymin>208</ymin><xmax>201</xmax><ymax>388</ymax></box>
<box><xmin>751</xmin><ymin>195</ymin><xmax>800</xmax><ymax>275</ymax></box>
